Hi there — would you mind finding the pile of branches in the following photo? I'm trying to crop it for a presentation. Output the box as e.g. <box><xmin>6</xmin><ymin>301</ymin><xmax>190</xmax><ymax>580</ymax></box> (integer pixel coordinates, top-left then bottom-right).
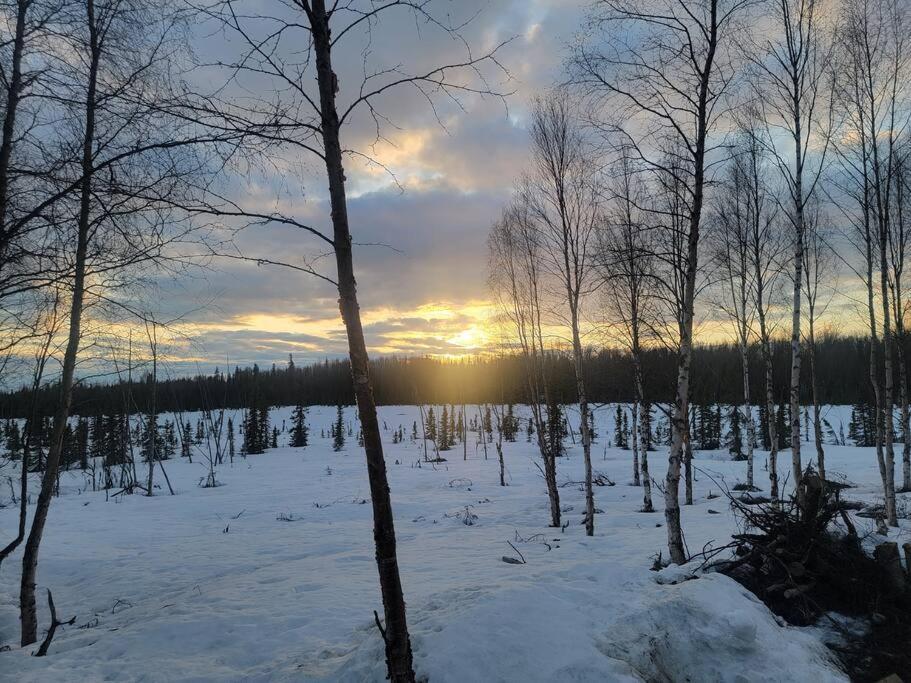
<box><xmin>713</xmin><ymin>471</ymin><xmax>910</xmax><ymax>680</ymax></box>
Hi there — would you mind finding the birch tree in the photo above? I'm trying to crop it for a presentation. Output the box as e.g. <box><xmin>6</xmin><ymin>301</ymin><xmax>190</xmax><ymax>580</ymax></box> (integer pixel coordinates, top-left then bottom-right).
<box><xmin>573</xmin><ymin>0</ymin><xmax>752</xmax><ymax>563</ymax></box>
<box><xmin>18</xmin><ymin>0</ymin><xmax>220</xmax><ymax>645</ymax></box>
<box><xmin>488</xmin><ymin>199</ymin><xmax>561</xmax><ymax>526</ymax></box>
<box><xmin>600</xmin><ymin>150</ymin><xmax>656</xmax><ymax>511</ymax></box>
<box><xmin>190</xmin><ymin>2</ymin><xmax>510</xmax><ymax>678</ymax></box>
<box><xmin>523</xmin><ymin>92</ymin><xmax>600</xmax><ymax>536</ymax></box>
<box><xmin>802</xmin><ymin>201</ymin><xmax>834</xmax><ymax>481</ymax></box>
<box><xmin>713</xmin><ymin>140</ymin><xmax>759</xmax><ymax>489</ymax></box>
<box><xmin>751</xmin><ymin>0</ymin><xmax>834</xmax><ymax>492</ymax></box>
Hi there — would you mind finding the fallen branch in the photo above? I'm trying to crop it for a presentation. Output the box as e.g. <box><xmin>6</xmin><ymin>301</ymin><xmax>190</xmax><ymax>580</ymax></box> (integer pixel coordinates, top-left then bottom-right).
<box><xmin>34</xmin><ymin>590</ymin><xmax>75</xmax><ymax>657</ymax></box>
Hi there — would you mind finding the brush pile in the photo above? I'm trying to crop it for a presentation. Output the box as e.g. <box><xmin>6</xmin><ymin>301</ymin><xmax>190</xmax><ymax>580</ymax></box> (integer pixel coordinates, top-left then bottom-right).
<box><xmin>714</xmin><ymin>470</ymin><xmax>910</xmax><ymax>681</ymax></box>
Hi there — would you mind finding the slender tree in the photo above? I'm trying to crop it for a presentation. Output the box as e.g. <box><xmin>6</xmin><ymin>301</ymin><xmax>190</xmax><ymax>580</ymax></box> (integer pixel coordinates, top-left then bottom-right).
<box><xmin>523</xmin><ymin>92</ymin><xmax>600</xmax><ymax>535</ymax></box>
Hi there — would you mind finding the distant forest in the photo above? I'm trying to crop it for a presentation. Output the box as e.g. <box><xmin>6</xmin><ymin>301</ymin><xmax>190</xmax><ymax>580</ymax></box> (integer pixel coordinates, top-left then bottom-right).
<box><xmin>0</xmin><ymin>333</ymin><xmax>897</xmax><ymax>419</ymax></box>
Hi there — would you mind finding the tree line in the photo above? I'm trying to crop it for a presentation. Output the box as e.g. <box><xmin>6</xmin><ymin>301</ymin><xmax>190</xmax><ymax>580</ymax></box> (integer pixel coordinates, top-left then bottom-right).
<box><xmin>0</xmin><ymin>333</ymin><xmax>901</xmax><ymax>419</ymax></box>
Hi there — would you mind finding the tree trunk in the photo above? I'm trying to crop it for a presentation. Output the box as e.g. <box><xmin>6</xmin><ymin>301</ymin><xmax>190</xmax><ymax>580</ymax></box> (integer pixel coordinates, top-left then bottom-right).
<box><xmin>569</xmin><ymin>313</ymin><xmax>594</xmax><ymax>536</ymax></box>
<box><xmin>807</xmin><ymin>314</ymin><xmax>826</xmax><ymax>482</ymax></box>
<box><xmin>632</xmin><ymin>342</ymin><xmax>653</xmax><ymax>511</ymax></box>
<box><xmin>880</xmin><ymin>222</ymin><xmax>898</xmax><ymax>525</ymax></box>
<box><xmin>684</xmin><ymin>420</ymin><xmax>693</xmax><ymax>506</ymax></box>
<box><xmin>310</xmin><ymin>4</ymin><xmax>414</xmax><ymax>680</ymax></box>
<box><xmin>20</xmin><ymin>0</ymin><xmax>98</xmax><ymax>643</ymax></box>
<box><xmin>789</xmin><ymin>216</ymin><xmax>804</xmax><ymax>491</ymax></box>
<box><xmin>739</xmin><ymin>337</ymin><xmax>755</xmax><ymax>488</ymax></box>
<box><xmin>755</xmin><ymin>272</ymin><xmax>779</xmax><ymax>501</ymax></box>
<box><xmin>899</xmin><ymin>338</ymin><xmax>911</xmax><ymax>491</ymax></box>
<box><xmin>630</xmin><ymin>400</ymin><xmax>641</xmax><ymax>486</ymax></box>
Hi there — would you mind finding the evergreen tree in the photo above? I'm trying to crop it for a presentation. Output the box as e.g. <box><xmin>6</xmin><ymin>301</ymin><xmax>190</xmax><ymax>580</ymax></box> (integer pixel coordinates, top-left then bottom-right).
<box><xmin>483</xmin><ymin>405</ymin><xmax>493</xmax><ymax>443</ymax></box>
<box><xmin>588</xmin><ymin>410</ymin><xmax>597</xmax><ymax>443</ymax></box>
<box><xmin>614</xmin><ymin>405</ymin><xmax>627</xmax><ymax>448</ymax></box>
<box><xmin>439</xmin><ymin>405</ymin><xmax>451</xmax><ymax>450</ymax></box>
<box><xmin>426</xmin><ymin>406</ymin><xmax>437</xmax><ymax>444</ymax></box>
<box><xmin>5</xmin><ymin>420</ymin><xmax>21</xmax><ymax>460</ymax></box>
<box><xmin>455</xmin><ymin>410</ymin><xmax>464</xmax><ymax>444</ymax></box>
<box><xmin>546</xmin><ymin>399</ymin><xmax>565</xmax><ymax>456</ymax></box>
<box><xmin>411</xmin><ymin>421</ymin><xmax>418</xmax><ymax>442</ymax></box>
<box><xmin>333</xmin><ymin>404</ymin><xmax>345</xmax><ymax>452</ymax></box>
<box><xmin>182</xmin><ymin>420</ymin><xmax>193</xmax><ymax>458</ymax></box>
<box><xmin>259</xmin><ymin>404</ymin><xmax>271</xmax><ymax>449</ymax></box>
<box><xmin>290</xmin><ymin>404</ymin><xmax>309</xmax><ymax>447</ymax></box>
<box><xmin>503</xmin><ymin>404</ymin><xmax>518</xmax><ymax>442</ymax></box>
<box><xmin>75</xmin><ymin>418</ymin><xmax>89</xmax><ymax>470</ymax></box>
<box><xmin>759</xmin><ymin>403</ymin><xmax>771</xmax><ymax>450</ymax></box>
<box><xmin>162</xmin><ymin>421</ymin><xmax>177</xmax><ymax>459</ymax></box>
<box><xmin>142</xmin><ymin>414</ymin><xmax>159</xmax><ymax>464</ymax></box>
<box><xmin>227</xmin><ymin>418</ymin><xmax>236</xmax><ymax>459</ymax></box>
<box><xmin>641</xmin><ymin>402</ymin><xmax>653</xmax><ymax>451</ymax></box>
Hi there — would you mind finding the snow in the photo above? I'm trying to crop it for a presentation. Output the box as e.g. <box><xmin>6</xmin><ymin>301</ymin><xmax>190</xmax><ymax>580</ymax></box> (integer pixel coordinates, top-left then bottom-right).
<box><xmin>0</xmin><ymin>403</ymin><xmax>905</xmax><ymax>682</ymax></box>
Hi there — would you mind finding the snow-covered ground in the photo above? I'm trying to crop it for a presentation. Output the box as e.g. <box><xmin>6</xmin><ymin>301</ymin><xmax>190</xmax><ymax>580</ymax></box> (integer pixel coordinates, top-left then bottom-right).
<box><xmin>0</xmin><ymin>404</ymin><xmax>906</xmax><ymax>682</ymax></box>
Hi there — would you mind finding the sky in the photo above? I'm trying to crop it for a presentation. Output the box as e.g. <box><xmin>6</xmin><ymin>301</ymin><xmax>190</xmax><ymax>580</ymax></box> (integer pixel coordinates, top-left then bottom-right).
<box><xmin>140</xmin><ymin>0</ymin><xmax>590</xmax><ymax>374</ymax></box>
<box><xmin>117</xmin><ymin>0</ymin><xmax>868</xmax><ymax>378</ymax></box>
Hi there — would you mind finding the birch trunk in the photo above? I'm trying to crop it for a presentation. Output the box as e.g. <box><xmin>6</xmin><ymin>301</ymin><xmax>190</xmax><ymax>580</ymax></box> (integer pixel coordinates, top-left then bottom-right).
<box><xmin>310</xmin><ymin>3</ymin><xmax>414</xmax><ymax>679</ymax></box>
<box><xmin>789</xmin><ymin>213</ymin><xmax>804</xmax><ymax>490</ymax></box>
<box><xmin>631</xmin><ymin>400</ymin><xmax>641</xmax><ymax>486</ymax></box>
<box><xmin>879</xmin><ymin>219</ymin><xmax>898</xmax><ymax>525</ymax></box>
<box><xmin>739</xmin><ymin>339</ymin><xmax>755</xmax><ymax>487</ymax></box>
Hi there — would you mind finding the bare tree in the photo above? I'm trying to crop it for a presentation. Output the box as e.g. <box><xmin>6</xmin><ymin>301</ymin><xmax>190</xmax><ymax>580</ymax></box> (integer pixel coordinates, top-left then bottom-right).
<box><xmin>523</xmin><ymin>92</ymin><xmax>599</xmax><ymax>536</ymax></box>
<box><xmin>893</xmin><ymin>139</ymin><xmax>911</xmax><ymax>491</ymax></box>
<box><xmin>19</xmin><ymin>0</ymin><xmax>214</xmax><ymax>645</ymax></box>
<box><xmin>189</xmin><ymin>1</ymin><xmax>510</xmax><ymax>678</ymax></box>
<box><xmin>0</xmin><ymin>288</ymin><xmax>62</xmax><ymax>568</ymax></box>
<box><xmin>572</xmin><ymin>0</ymin><xmax>750</xmax><ymax>562</ymax></box>
<box><xmin>713</xmin><ymin>141</ymin><xmax>759</xmax><ymax>489</ymax></box>
<box><xmin>599</xmin><ymin>150</ymin><xmax>655</xmax><ymax>511</ymax></box>
<box><xmin>831</xmin><ymin>0</ymin><xmax>909</xmax><ymax>524</ymax></box>
<box><xmin>802</xmin><ymin>201</ymin><xmax>834</xmax><ymax>481</ymax></box>
<box><xmin>488</xmin><ymin>199</ymin><xmax>561</xmax><ymax>525</ymax></box>
<box><xmin>751</xmin><ymin>0</ymin><xmax>834</xmax><ymax>493</ymax></box>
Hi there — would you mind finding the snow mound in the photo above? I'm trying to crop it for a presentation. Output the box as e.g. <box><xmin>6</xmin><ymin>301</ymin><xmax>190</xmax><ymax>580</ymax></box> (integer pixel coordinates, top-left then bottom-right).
<box><xmin>332</xmin><ymin>573</ymin><xmax>845</xmax><ymax>683</ymax></box>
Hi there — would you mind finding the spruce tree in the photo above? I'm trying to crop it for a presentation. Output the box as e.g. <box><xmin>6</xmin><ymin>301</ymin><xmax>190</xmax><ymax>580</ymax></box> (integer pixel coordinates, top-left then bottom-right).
<box><xmin>182</xmin><ymin>420</ymin><xmax>193</xmax><ymax>458</ymax></box>
<box><xmin>333</xmin><ymin>404</ymin><xmax>345</xmax><ymax>452</ymax></box>
<box><xmin>227</xmin><ymin>418</ymin><xmax>236</xmax><ymax>459</ymax></box>
<box><xmin>259</xmin><ymin>404</ymin><xmax>271</xmax><ymax>449</ymax></box>
<box><xmin>546</xmin><ymin>399</ymin><xmax>565</xmax><ymax>456</ymax></box>
<box><xmin>439</xmin><ymin>405</ymin><xmax>450</xmax><ymax>450</ymax></box>
<box><xmin>614</xmin><ymin>405</ymin><xmax>626</xmax><ymax>448</ymax></box>
<box><xmin>75</xmin><ymin>418</ymin><xmax>89</xmax><ymax>470</ymax></box>
<box><xmin>426</xmin><ymin>406</ymin><xmax>437</xmax><ymax>444</ymax></box>
<box><xmin>290</xmin><ymin>404</ymin><xmax>309</xmax><ymax>447</ymax></box>
<box><xmin>5</xmin><ymin>420</ymin><xmax>21</xmax><ymax>460</ymax></box>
